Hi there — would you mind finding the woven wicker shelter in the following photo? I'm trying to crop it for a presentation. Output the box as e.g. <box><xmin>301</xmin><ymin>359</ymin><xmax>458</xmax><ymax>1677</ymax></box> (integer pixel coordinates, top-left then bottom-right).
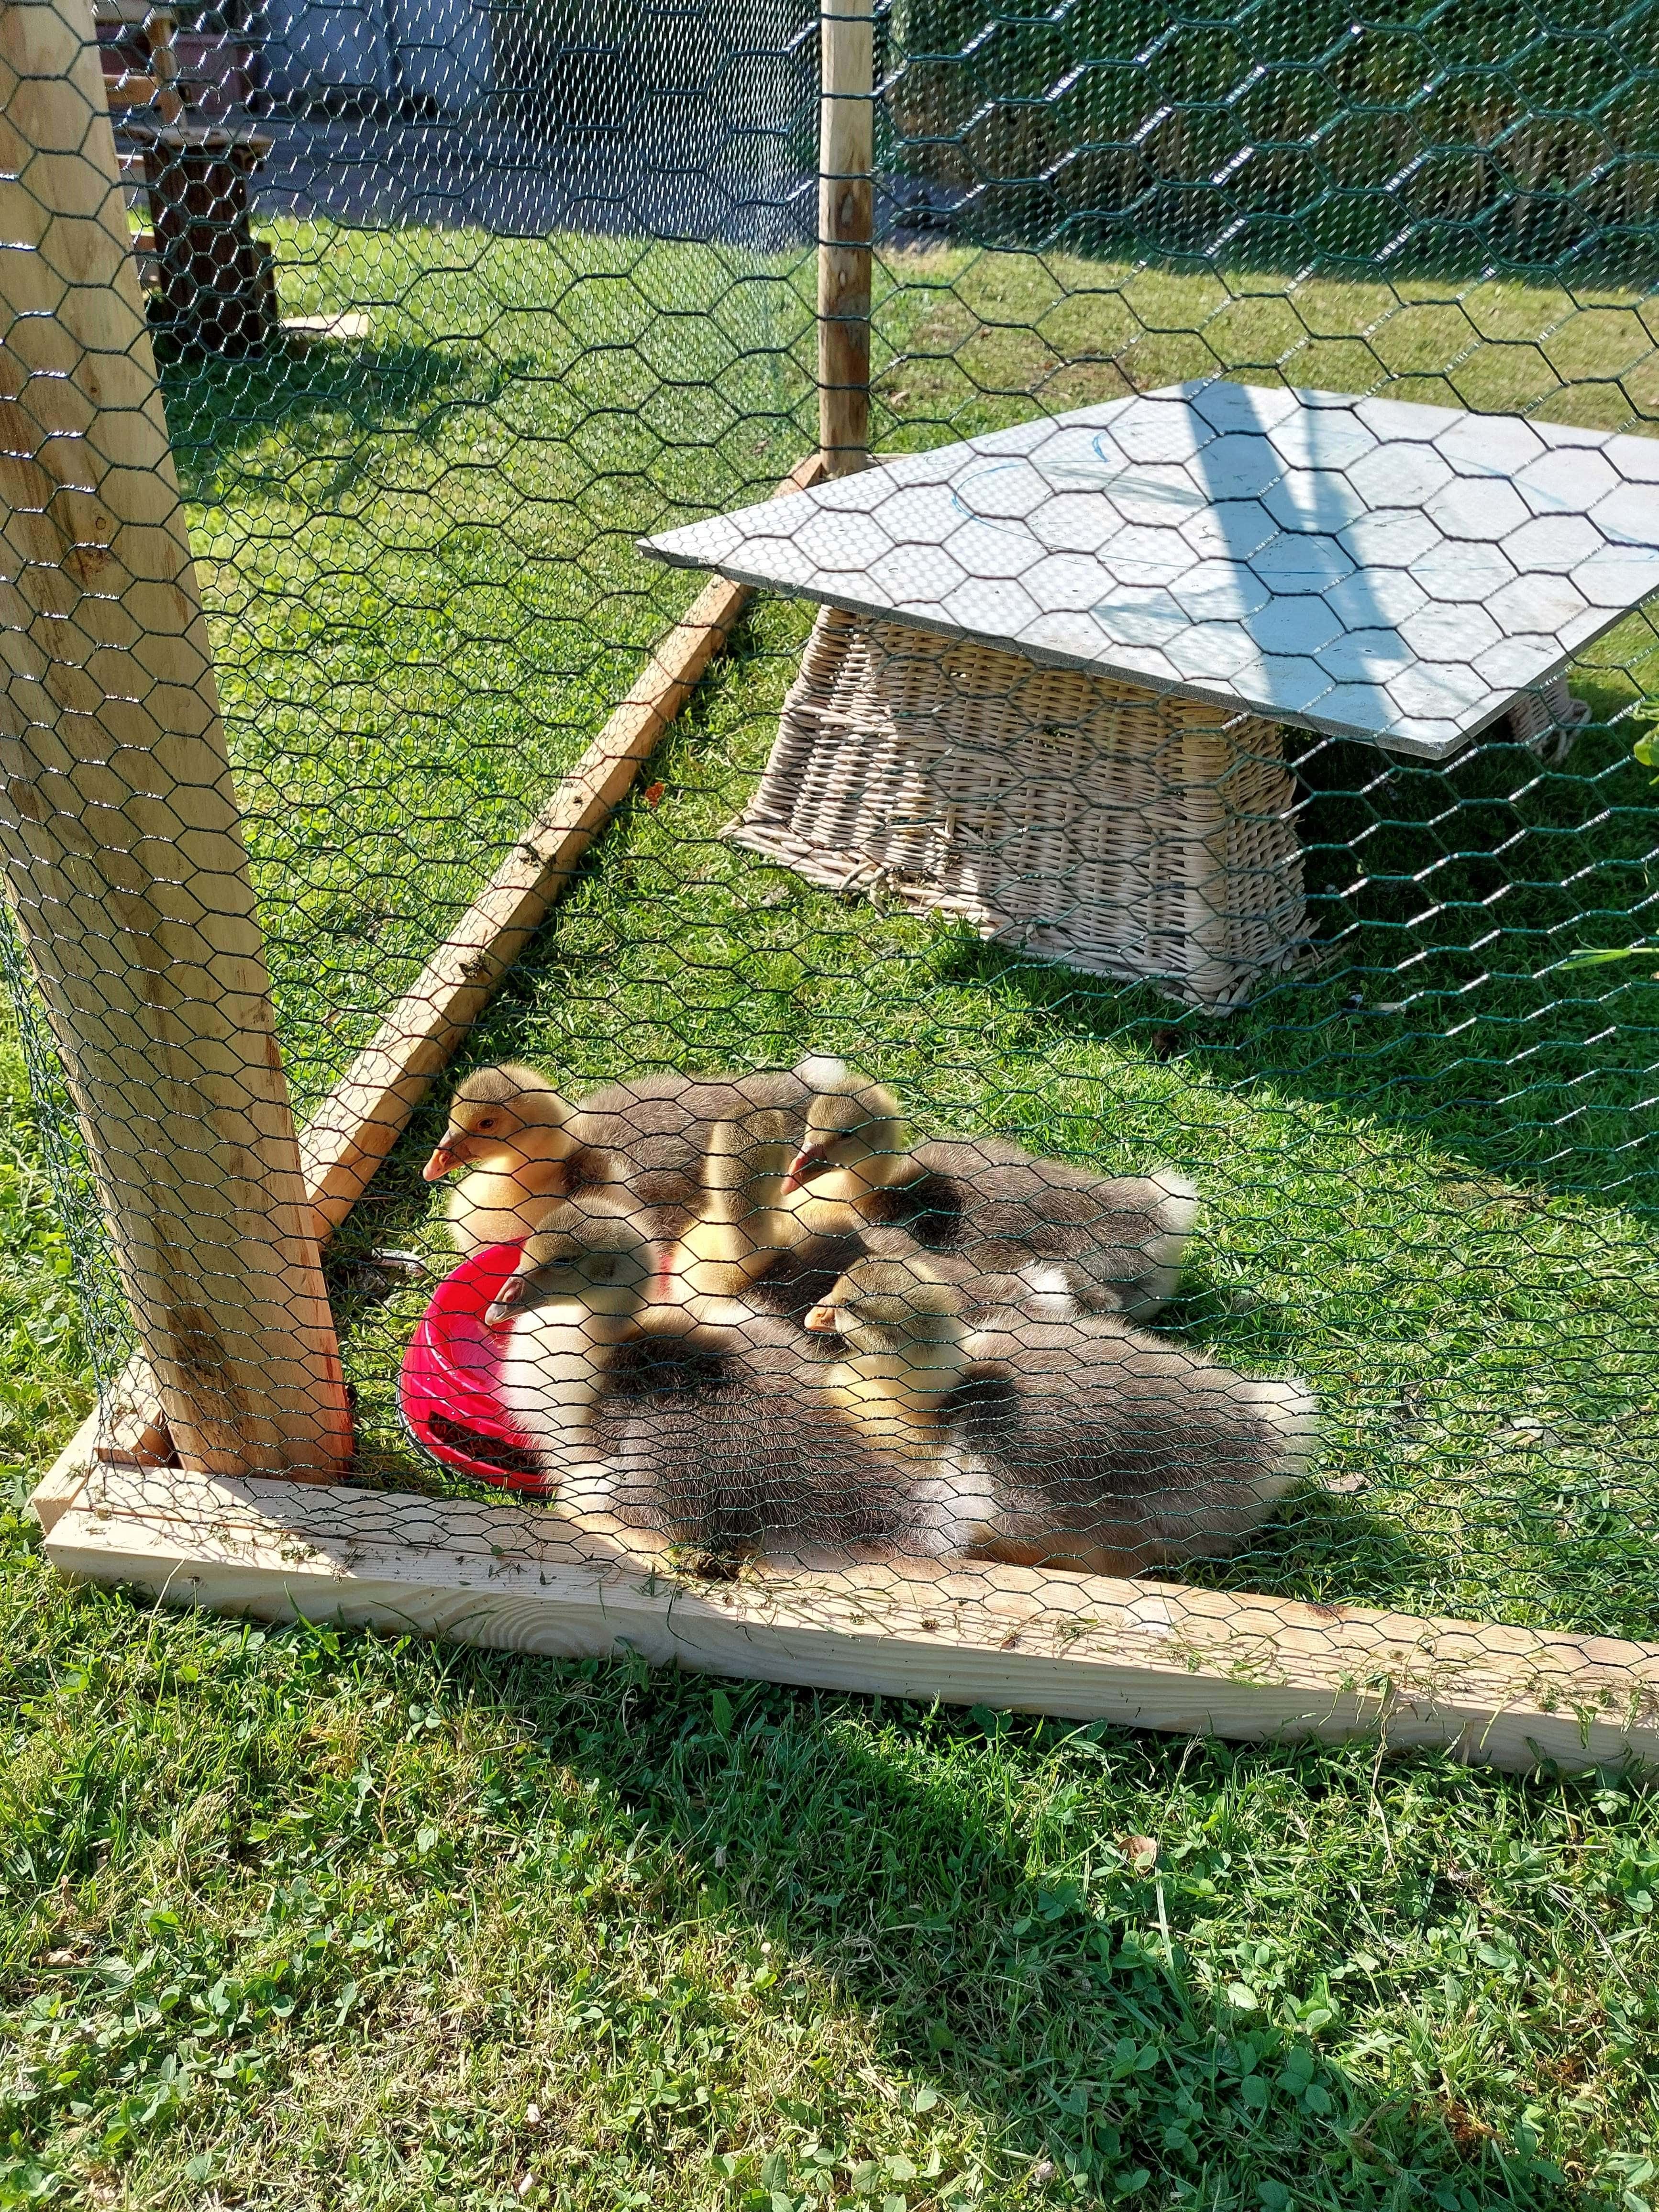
<box><xmin>646</xmin><ymin>382</ymin><xmax>1629</xmax><ymax>1006</ymax></box>
<box><xmin>732</xmin><ymin>611</ymin><xmax>1308</xmax><ymax>1006</ymax></box>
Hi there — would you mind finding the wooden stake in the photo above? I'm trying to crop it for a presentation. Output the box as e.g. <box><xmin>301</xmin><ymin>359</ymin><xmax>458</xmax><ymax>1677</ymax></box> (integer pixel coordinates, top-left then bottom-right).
<box><xmin>143</xmin><ymin>7</ymin><xmax>185</xmax><ymax>126</ymax></box>
<box><xmin>819</xmin><ymin>0</ymin><xmax>873</xmax><ymax>476</ymax></box>
<box><xmin>46</xmin><ymin>1461</ymin><xmax>1659</xmax><ymax>1776</ymax></box>
<box><xmin>0</xmin><ymin>0</ymin><xmax>351</xmax><ymax>1479</ymax></box>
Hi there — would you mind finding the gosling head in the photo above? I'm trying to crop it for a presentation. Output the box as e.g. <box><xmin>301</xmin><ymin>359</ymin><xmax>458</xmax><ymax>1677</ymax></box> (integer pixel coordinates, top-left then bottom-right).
<box><xmin>424</xmin><ymin>1062</ymin><xmax>571</xmax><ymax>1182</ymax></box>
<box><xmin>781</xmin><ymin>1056</ymin><xmax>914</xmax><ymax>1203</ymax></box>
<box><xmin>803</xmin><ymin>1256</ymin><xmax>966</xmax><ymax>1354</ymax></box>
<box><xmin>485</xmin><ymin>1200</ymin><xmax>654</xmax><ymax>1327</ymax></box>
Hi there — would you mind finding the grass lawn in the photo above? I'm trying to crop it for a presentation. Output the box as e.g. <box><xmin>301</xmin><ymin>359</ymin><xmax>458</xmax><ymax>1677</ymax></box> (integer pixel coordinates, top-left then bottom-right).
<box><xmin>329</xmin><ymin>595</ymin><xmax>1659</xmax><ymax>1646</ymax></box>
<box><xmin>138</xmin><ymin>219</ymin><xmax>1659</xmax><ymax>1640</ymax></box>
<box><xmin>5</xmin><ymin>1008</ymin><xmax>1659</xmax><ymax>2208</ymax></box>
<box><xmin>5</xmin><ymin>224</ymin><xmax>1659</xmax><ymax>2203</ymax></box>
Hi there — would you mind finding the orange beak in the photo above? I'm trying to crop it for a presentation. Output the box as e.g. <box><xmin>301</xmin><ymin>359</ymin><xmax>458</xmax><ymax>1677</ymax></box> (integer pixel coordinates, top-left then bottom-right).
<box><xmin>780</xmin><ymin>1142</ymin><xmax>828</xmax><ymax>1196</ymax></box>
<box><xmin>802</xmin><ymin>1303</ymin><xmax>841</xmax><ymax>1333</ymax></box>
<box><xmin>422</xmin><ymin>1139</ymin><xmax>460</xmax><ymax>1183</ymax></box>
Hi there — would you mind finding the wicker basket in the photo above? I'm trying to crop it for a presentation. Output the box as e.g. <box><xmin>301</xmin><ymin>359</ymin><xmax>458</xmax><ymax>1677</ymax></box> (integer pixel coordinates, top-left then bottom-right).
<box><xmin>1504</xmin><ymin>675</ymin><xmax>1591</xmax><ymax>765</ymax></box>
<box><xmin>728</xmin><ymin>610</ymin><xmax>1314</xmax><ymax>1009</ymax></box>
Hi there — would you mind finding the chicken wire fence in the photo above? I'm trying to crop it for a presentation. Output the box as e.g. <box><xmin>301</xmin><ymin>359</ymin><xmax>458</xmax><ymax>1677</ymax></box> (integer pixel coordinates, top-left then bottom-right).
<box><xmin>5</xmin><ymin>0</ymin><xmax>1659</xmax><ymax>1698</ymax></box>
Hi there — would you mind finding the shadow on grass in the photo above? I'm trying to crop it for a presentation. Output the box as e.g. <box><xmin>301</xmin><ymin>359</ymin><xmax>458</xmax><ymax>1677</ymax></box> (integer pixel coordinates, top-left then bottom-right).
<box><xmin>489</xmin><ymin>1645</ymin><xmax>1591</xmax><ymax>2210</ymax></box>
<box><xmin>6</xmin><ymin>1550</ymin><xmax>1623</xmax><ymax>2208</ymax></box>
<box><xmin>158</xmin><ymin>334</ymin><xmax>519</xmax><ymax>510</ymax></box>
<box><xmin>916</xmin><ymin>713</ymin><xmax>1659</xmax><ymax>1214</ymax></box>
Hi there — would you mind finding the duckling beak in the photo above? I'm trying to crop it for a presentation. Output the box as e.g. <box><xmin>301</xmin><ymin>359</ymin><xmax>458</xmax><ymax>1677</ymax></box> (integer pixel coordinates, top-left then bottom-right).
<box><xmin>802</xmin><ymin>1302</ymin><xmax>842</xmax><ymax>1334</ymax></box>
<box><xmin>780</xmin><ymin>1142</ymin><xmax>829</xmax><ymax>1195</ymax></box>
<box><xmin>485</xmin><ymin>1277</ymin><xmax>529</xmax><ymax>1328</ymax></box>
<box><xmin>422</xmin><ymin>1139</ymin><xmax>460</xmax><ymax>1182</ymax></box>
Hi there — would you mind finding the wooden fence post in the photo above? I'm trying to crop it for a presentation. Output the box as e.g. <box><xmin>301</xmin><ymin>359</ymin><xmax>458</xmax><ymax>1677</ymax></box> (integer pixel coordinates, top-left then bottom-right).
<box><xmin>818</xmin><ymin>0</ymin><xmax>873</xmax><ymax>476</ymax></box>
<box><xmin>0</xmin><ymin>0</ymin><xmax>353</xmax><ymax>1478</ymax></box>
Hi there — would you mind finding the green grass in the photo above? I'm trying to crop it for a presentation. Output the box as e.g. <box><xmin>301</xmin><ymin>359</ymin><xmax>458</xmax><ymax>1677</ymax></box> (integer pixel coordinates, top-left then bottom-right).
<box><xmin>324</xmin><ymin>592</ymin><xmax>1659</xmax><ymax>1642</ymax></box>
<box><xmin>0</xmin><ymin>1030</ymin><xmax>92</xmax><ymax>1483</ymax></box>
<box><xmin>179</xmin><ymin>220</ymin><xmax>816</xmax><ymax>1107</ymax></box>
<box><xmin>8</xmin><ymin>217</ymin><xmax>1659</xmax><ymax>2205</ymax></box>
<box><xmin>867</xmin><ymin>253</ymin><xmax>1659</xmax><ymax>443</ymax></box>
<box><xmin>178</xmin><ymin>224</ymin><xmax>1659</xmax><ymax>1108</ymax></box>
<box><xmin>4</xmin><ymin>1134</ymin><xmax>1659</xmax><ymax>2212</ymax></box>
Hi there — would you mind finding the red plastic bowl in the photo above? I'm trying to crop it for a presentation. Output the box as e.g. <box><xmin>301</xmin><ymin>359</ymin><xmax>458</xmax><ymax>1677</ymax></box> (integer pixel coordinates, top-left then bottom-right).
<box><xmin>399</xmin><ymin>1240</ymin><xmax>551</xmax><ymax>1493</ymax></box>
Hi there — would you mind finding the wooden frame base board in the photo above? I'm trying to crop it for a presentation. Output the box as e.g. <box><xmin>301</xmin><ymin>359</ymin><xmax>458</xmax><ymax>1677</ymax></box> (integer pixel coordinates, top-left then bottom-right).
<box><xmin>41</xmin><ymin>1462</ymin><xmax>1659</xmax><ymax>1774</ymax></box>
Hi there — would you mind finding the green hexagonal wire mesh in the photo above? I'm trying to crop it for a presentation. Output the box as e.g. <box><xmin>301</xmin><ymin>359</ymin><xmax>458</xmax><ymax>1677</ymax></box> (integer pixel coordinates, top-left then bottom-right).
<box><xmin>4</xmin><ymin>0</ymin><xmax>1659</xmax><ymax>1765</ymax></box>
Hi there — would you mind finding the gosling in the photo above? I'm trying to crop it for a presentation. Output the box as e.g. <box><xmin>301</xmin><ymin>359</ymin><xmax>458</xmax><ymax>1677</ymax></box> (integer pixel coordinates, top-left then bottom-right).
<box><xmin>424</xmin><ymin>1057</ymin><xmax>844</xmax><ymax>1256</ymax></box>
<box><xmin>949</xmin><ymin>1305</ymin><xmax>1316</xmax><ymax>1578</ymax></box>
<box><xmin>493</xmin><ymin>1196</ymin><xmax>905</xmax><ymax>1565</ymax></box>
<box><xmin>487</xmin><ymin>1195</ymin><xmax>662</xmax><ymax>1493</ymax></box>
<box><xmin>666</xmin><ymin>1115</ymin><xmax>890</xmax><ymax>1326</ymax></box>
<box><xmin>802</xmin><ymin>1253</ymin><xmax>970</xmax><ymax>1460</ymax></box>
<box><xmin>558</xmin><ymin>1055</ymin><xmax>892</xmax><ymax>1240</ymax></box>
<box><xmin>424</xmin><ymin>1062</ymin><xmax>576</xmax><ymax>1253</ymax></box>
<box><xmin>588</xmin><ymin>1324</ymin><xmax>913</xmax><ymax>1570</ymax></box>
<box><xmin>780</xmin><ymin>1072</ymin><xmax>1197</xmax><ymax>1320</ymax></box>
<box><xmin>805</xmin><ymin>1259</ymin><xmax>1315</xmax><ymax>1577</ymax></box>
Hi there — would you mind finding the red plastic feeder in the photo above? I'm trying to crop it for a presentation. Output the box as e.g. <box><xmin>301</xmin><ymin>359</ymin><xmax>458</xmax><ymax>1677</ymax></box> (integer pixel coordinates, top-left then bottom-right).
<box><xmin>399</xmin><ymin>1240</ymin><xmax>550</xmax><ymax>1493</ymax></box>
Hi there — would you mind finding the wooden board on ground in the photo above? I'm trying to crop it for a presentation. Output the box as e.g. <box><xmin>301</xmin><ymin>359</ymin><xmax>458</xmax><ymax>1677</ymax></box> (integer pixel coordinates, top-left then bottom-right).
<box><xmin>31</xmin><ymin>1356</ymin><xmax>171</xmax><ymax>1537</ymax></box>
<box><xmin>44</xmin><ymin>1462</ymin><xmax>1659</xmax><ymax>1774</ymax></box>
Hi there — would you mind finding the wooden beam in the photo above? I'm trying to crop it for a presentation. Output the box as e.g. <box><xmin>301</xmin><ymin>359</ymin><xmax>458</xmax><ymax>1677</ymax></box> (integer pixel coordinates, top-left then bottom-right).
<box><xmin>29</xmin><ymin>1357</ymin><xmax>169</xmax><ymax>1536</ymax></box>
<box><xmin>818</xmin><ymin>0</ymin><xmax>873</xmax><ymax>476</ymax></box>
<box><xmin>143</xmin><ymin>8</ymin><xmax>184</xmax><ymax>127</ymax></box>
<box><xmin>1</xmin><ymin>0</ymin><xmax>351</xmax><ymax>1481</ymax></box>
<box><xmin>102</xmin><ymin>72</ymin><xmax>161</xmax><ymax>105</ymax></box>
<box><xmin>44</xmin><ymin>1461</ymin><xmax>1659</xmax><ymax>1773</ymax></box>
<box><xmin>298</xmin><ymin>450</ymin><xmax>826</xmax><ymax>1241</ymax></box>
